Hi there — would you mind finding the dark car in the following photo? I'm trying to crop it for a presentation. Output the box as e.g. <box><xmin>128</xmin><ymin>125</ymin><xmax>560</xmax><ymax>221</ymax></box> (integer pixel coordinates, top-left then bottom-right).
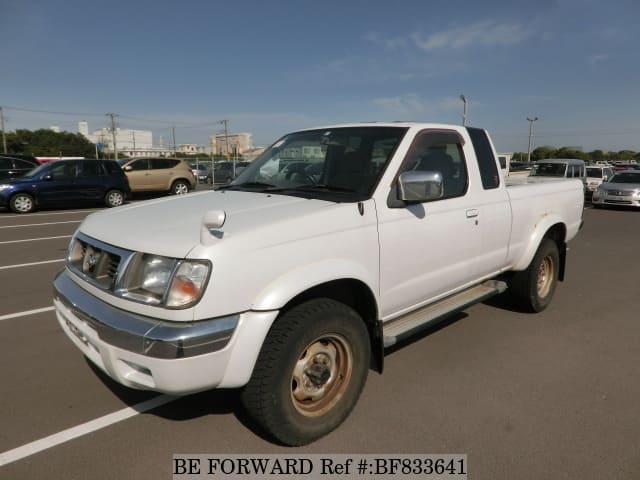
<box><xmin>207</xmin><ymin>161</ymin><xmax>250</xmax><ymax>184</ymax></box>
<box><xmin>0</xmin><ymin>159</ymin><xmax>130</xmax><ymax>213</ymax></box>
<box><xmin>0</xmin><ymin>155</ymin><xmax>40</xmax><ymax>182</ymax></box>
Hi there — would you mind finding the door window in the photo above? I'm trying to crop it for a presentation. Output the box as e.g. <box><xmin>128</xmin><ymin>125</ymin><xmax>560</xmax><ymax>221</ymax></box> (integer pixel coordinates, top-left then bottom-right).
<box><xmin>129</xmin><ymin>159</ymin><xmax>150</xmax><ymax>171</ymax></box>
<box><xmin>49</xmin><ymin>162</ymin><xmax>78</xmax><ymax>179</ymax></box>
<box><xmin>400</xmin><ymin>130</ymin><xmax>468</xmax><ymax>199</ymax></box>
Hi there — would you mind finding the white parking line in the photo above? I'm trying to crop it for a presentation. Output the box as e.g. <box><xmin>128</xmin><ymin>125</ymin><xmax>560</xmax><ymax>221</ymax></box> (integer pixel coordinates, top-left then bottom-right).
<box><xmin>0</xmin><ymin>307</ymin><xmax>56</xmax><ymax>322</ymax></box>
<box><xmin>0</xmin><ymin>210</ymin><xmax>97</xmax><ymax>219</ymax></box>
<box><xmin>0</xmin><ymin>235</ymin><xmax>72</xmax><ymax>245</ymax></box>
<box><xmin>0</xmin><ymin>220</ymin><xmax>81</xmax><ymax>229</ymax></box>
<box><xmin>0</xmin><ymin>259</ymin><xmax>64</xmax><ymax>270</ymax></box>
<box><xmin>0</xmin><ymin>394</ymin><xmax>177</xmax><ymax>466</ymax></box>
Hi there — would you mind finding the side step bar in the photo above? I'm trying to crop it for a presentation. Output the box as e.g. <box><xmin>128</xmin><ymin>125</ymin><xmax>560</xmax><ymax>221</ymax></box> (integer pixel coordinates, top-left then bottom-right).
<box><xmin>382</xmin><ymin>280</ymin><xmax>507</xmax><ymax>348</ymax></box>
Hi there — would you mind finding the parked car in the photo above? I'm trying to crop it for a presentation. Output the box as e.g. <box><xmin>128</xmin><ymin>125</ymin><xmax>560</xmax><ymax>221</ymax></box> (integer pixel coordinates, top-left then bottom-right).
<box><xmin>54</xmin><ymin>122</ymin><xmax>584</xmax><ymax>446</ymax></box>
<box><xmin>0</xmin><ymin>155</ymin><xmax>40</xmax><ymax>182</ymax></box>
<box><xmin>585</xmin><ymin>166</ymin><xmax>614</xmax><ymax>197</ymax></box>
<box><xmin>207</xmin><ymin>161</ymin><xmax>250</xmax><ymax>185</ymax></box>
<box><xmin>188</xmin><ymin>162</ymin><xmax>212</xmax><ymax>183</ymax></box>
<box><xmin>591</xmin><ymin>170</ymin><xmax>640</xmax><ymax>208</ymax></box>
<box><xmin>118</xmin><ymin>157</ymin><xmax>196</xmax><ymax>194</ymax></box>
<box><xmin>0</xmin><ymin>159</ymin><xmax>130</xmax><ymax>213</ymax></box>
<box><xmin>530</xmin><ymin>158</ymin><xmax>587</xmax><ymax>190</ymax></box>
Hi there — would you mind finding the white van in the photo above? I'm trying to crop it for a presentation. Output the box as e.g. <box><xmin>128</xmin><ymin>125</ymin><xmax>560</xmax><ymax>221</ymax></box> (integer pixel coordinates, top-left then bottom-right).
<box><xmin>530</xmin><ymin>158</ymin><xmax>587</xmax><ymax>190</ymax></box>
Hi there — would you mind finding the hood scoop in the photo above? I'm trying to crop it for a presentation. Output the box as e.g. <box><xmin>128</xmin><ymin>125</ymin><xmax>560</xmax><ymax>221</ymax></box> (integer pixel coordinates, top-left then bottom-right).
<box><xmin>201</xmin><ymin>210</ymin><xmax>227</xmax><ymax>244</ymax></box>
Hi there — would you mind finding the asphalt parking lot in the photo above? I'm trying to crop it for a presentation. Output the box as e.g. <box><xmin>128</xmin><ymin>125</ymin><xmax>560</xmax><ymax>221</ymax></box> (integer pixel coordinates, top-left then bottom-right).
<box><xmin>0</xmin><ymin>196</ymin><xmax>639</xmax><ymax>479</ymax></box>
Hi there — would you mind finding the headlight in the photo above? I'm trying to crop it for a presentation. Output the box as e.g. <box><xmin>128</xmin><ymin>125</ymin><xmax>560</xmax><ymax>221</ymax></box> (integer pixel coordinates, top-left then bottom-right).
<box><xmin>115</xmin><ymin>253</ymin><xmax>210</xmax><ymax>308</ymax></box>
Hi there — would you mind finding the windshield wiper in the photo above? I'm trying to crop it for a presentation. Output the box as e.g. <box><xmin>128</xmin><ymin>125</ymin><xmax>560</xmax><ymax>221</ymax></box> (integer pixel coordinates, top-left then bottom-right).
<box><xmin>218</xmin><ymin>181</ymin><xmax>279</xmax><ymax>191</ymax></box>
<box><xmin>289</xmin><ymin>184</ymin><xmax>357</xmax><ymax>193</ymax></box>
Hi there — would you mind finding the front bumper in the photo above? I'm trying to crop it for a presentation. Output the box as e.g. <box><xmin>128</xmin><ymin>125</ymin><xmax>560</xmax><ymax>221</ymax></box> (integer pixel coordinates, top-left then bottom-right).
<box><xmin>592</xmin><ymin>193</ymin><xmax>640</xmax><ymax>208</ymax></box>
<box><xmin>54</xmin><ymin>269</ymin><xmax>278</xmax><ymax>393</ymax></box>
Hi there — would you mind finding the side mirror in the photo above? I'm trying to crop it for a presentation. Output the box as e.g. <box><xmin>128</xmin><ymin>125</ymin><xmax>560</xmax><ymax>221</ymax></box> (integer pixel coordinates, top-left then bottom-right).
<box><xmin>398</xmin><ymin>171</ymin><xmax>443</xmax><ymax>203</ymax></box>
<box><xmin>42</xmin><ymin>174</ymin><xmax>53</xmax><ymax>181</ymax></box>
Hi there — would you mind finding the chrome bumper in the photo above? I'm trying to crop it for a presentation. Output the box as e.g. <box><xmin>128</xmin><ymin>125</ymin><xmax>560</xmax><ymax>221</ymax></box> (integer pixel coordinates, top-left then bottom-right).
<box><xmin>53</xmin><ymin>269</ymin><xmax>238</xmax><ymax>359</ymax></box>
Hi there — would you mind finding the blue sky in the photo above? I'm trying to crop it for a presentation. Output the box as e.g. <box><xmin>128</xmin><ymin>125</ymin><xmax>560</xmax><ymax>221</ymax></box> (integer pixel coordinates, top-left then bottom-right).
<box><xmin>2</xmin><ymin>0</ymin><xmax>640</xmax><ymax>153</ymax></box>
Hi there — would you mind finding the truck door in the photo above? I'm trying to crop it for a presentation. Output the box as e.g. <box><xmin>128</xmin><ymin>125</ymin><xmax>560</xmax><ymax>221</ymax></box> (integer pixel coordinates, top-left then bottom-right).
<box><xmin>376</xmin><ymin>129</ymin><xmax>482</xmax><ymax>317</ymax></box>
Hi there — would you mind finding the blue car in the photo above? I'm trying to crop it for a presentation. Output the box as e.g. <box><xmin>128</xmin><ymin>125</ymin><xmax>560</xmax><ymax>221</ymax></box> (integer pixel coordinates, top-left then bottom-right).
<box><xmin>0</xmin><ymin>159</ymin><xmax>131</xmax><ymax>213</ymax></box>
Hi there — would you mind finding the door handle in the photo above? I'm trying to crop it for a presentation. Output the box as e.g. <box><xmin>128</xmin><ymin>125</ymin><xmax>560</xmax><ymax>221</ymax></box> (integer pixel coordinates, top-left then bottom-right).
<box><xmin>466</xmin><ymin>209</ymin><xmax>479</xmax><ymax>218</ymax></box>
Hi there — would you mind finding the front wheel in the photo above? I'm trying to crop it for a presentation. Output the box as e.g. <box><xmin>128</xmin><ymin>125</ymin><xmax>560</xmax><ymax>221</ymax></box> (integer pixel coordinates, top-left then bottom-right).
<box><xmin>104</xmin><ymin>189</ymin><xmax>125</xmax><ymax>208</ymax></box>
<box><xmin>10</xmin><ymin>193</ymin><xmax>35</xmax><ymax>213</ymax></box>
<box><xmin>241</xmin><ymin>298</ymin><xmax>371</xmax><ymax>446</ymax></box>
<box><xmin>509</xmin><ymin>238</ymin><xmax>560</xmax><ymax>312</ymax></box>
<box><xmin>171</xmin><ymin>179</ymin><xmax>190</xmax><ymax>195</ymax></box>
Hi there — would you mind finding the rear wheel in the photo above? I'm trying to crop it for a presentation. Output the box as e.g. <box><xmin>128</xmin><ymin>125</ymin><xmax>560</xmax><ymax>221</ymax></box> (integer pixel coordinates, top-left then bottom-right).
<box><xmin>104</xmin><ymin>189</ymin><xmax>125</xmax><ymax>208</ymax></box>
<box><xmin>241</xmin><ymin>298</ymin><xmax>370</xmax><ymax>446</ymax></box>
<box><xmin>509</xmin><ymin>238</ymin><xmax>560</xmax><ymax>312</ymax></box>
<box><xmin>171</xmin><ymin>179</ymin><xmax>190</xmax><ymax>195</ymax></box>
<box><xmin>10</xmin><ymin>193</ymin><xmax>35</xmax><ymax>213</ymax></box>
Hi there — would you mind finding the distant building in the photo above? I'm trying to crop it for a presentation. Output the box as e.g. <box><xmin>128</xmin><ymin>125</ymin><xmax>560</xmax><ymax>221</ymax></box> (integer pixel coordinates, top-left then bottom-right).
<box><xmin>78</xmin><ymin>121</ymin><xmax>89</xmax><ymax>137</ymax></box>
<box><xmin>82</xmin><ymin>124</ymin><xmax>153</xmax><ymax>157</ymax></box>
<box><xmin>209</xmin><ymin>132</ymin><xmax>253</xmax><ymax>155</ymax></box>
<box><xmin>49</xmin><ymin>125</ymin><xmax>61</xmax><ymax>133</ymax></box>
<box><xmin>177</xmin><ymin>144</ymin><xmax>208</xmax><ymax>155</ymax></box>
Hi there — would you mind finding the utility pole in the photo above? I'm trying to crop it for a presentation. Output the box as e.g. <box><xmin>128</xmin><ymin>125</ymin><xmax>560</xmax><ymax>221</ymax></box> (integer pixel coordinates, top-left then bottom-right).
<box><xmin>459</xmin><ymin>95</ymin><xmax>468</xmax><ymax>126</ymax></box>
<box><xmin>526</xmin><ymin>116</ymin><xmax>539</xmax><ymax>163</ymax></box>
<box><xmin>220</xmin><ymin>119</ymin><xmax>229</xmax><ymax>156</ymax></box>
<box><xmin>0</xmin><ymin>106</ymin><xmax>7</xmax><ymax>154</ymax></box>
<box><xmin>106</xmin><ymin>113</ymin><xmax>118</xmax><ymax>160</ymax></box>
<box><xmin>132</xmin><ymin>131</ymin><xmax>136</xmax><ymax>156</ymax></box>
<box><xmin>172</xmin><ymin>126</ymin><xmax>177</xmax><ymax>156</ymax></box>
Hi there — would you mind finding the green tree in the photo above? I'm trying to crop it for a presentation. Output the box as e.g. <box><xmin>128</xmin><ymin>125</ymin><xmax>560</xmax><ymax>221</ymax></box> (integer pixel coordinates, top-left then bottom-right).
<box><xmin>616</xmin><ymin>150</ymin><xmax>636</xmax><ymax>160</ymax></box>
<box><xmin>531</xmin><ymin>146</ymin><xmax>557</xmax><ymax>161</ymax></box>
<box><xmin>5</xmin><ymin>129</ymin><xmax>96</xmax><ymax>157</ymax></box>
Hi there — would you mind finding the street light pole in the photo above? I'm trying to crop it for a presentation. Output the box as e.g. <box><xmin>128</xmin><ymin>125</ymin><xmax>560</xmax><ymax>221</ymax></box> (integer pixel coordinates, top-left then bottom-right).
<box><xmin>526</xmin><ymin>116</ymin><xmax>539</xmax><ymax>163</ymax></box>
<box><xmin>0</xmin><ymin>106</ymin><xmax>8</xmax><ymax>154</ymax></box>
<box><xmin>460</xmin><ymin>95</ymin><xmax>468</xmax><ymax>126</ymax></box>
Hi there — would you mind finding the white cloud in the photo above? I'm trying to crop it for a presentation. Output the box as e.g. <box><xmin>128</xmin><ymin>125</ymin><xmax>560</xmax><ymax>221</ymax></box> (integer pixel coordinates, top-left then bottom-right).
<box><xmin>588</xmin><ymin>53</ymin><xmax>609</xmax><ymax>65</ymax></box>
<box><xmin>362</xmin><ymin>32</ymin><xmax>408</xmax><ymax>50</ymax></box>
<box><xmin>411</xmin><ymin>20</ymin><xmax>531</xmax><ymax>51</ymax></box>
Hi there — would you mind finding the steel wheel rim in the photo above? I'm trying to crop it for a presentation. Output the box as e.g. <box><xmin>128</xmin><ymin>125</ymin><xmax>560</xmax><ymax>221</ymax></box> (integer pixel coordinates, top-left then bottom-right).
<box><xmin>291</xmin><ymin>334</ymin><xmax>353</xmax><ymax>417</ymax></box>
<box><xmin>537</xmin><ymin>256</ymin><xmax>555</xmax><ymax>298</ymax></box>
<box><xmin>175</xmin><ymin>183</ymin><xmax>188</xmax><ymax>194</ymax></box>
<box><xmin>14</xmin><ymin>195</ymin><xmax>32</xmax><ymax>212</ymax></box>
<box><xmin>108</xmin><ymin>192</ymin><xmax>123</xmax><ymax>206</ymax></box>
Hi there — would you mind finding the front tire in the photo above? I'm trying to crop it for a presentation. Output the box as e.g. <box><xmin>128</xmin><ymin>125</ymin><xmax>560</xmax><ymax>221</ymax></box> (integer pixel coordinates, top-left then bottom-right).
<box><xmin>509</xmin><ymin>238</ymin><xmax>560</xmax><ymax>312</ymax></box>
<box><xmin>10</xmin><ymin>193</ymin><xmax>35</xmax><ymax>213</ymax></box>
<box><xmin>104</xmin><ymin>189</ymin><xmax>125</xmax><ymax>208</ymax></box>
<box><xmin>171</xmin><ymin>179</ymin><xmax>190</xmax><ymax>195</ymax></box>
<box><xmin>241</xmin><ymin>298</ymin><xmax>370</xmax><ymax>446</ymax></box>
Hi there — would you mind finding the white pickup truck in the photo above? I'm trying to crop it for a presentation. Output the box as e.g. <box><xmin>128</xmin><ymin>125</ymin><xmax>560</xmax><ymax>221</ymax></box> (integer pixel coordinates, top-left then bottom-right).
<box><xmin>53</xmin><ymin>123</ymin><xmax>584</xmax><ymax>446</ymax></box>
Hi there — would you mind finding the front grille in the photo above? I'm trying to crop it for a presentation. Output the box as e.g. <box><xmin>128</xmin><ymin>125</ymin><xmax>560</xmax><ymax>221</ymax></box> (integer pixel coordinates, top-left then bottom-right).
<box><xmin>606</xmin><ymin>190</ymin><xmax>633</xmax><ymax>197</ymax></box>
<box><xmin>67</xmin><ymin>233</ymin><xmax>133</xmax><ymax>292</ymax></box>
<box><xmin>604</xmin><ymin>199</ymin><xmax>632</xmax><ymax>205</ymax></box>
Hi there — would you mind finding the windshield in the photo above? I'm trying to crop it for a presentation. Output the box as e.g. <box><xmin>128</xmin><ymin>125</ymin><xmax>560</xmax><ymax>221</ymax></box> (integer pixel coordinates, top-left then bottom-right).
<box><xmin>608</xmin><ymin>172</ymin><xmax>640</xmax><ymax>184</ymax></box>
<box><xmin>586</xmin><ymin>167</ymin><xmax>603</xmax><ymax>178</ymax></box>
<box><xmin>531</xmin><ymin>162</ymin><xmax>567</xmax><ymax>177</ymax></box>
<box><xmin>226</xmin><ymin>126</ymin><xmax>408</xmax><ymax>201</ymax></box>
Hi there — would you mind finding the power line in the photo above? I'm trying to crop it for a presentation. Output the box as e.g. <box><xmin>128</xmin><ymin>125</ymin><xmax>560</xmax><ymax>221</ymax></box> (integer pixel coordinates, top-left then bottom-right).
<box><xmin>3</xmin><ymin>106</ymin><xmax>105</xmax><ymax>117</ymax></box>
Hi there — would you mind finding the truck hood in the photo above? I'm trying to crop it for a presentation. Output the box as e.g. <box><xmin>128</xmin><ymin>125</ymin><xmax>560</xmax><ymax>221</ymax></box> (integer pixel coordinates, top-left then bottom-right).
<box><xmin>79</xmin><ymin>190</ymin><xmax>338</xmax><ymax>258</ymax></box>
